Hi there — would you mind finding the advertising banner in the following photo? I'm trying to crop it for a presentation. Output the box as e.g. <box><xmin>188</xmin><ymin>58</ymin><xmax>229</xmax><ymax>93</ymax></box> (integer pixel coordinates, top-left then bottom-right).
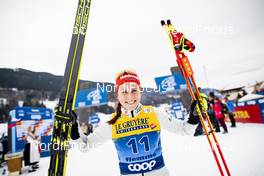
<box><xmin>234</xmin><ymin>98</ymin><xmax>264</xmax><ymax>123</ymax></box>
<box><xmin>154</xmin><ymin>73</ymin><xmax>186</xmax><ymax>93</ymax></box>
<box><xmin>8</xmin><ymin>107</ymin><xmax>53</xmax><ymax>157</ymax></box>
<box><xmin>171</xmin><ymin>100</ymin><xmax>187</xmax><ymax>120</ymax></box>
<box><xmin>75</xmin><ymin>87</ymin><xmax>108</xmax><ymax>108</ymax></box>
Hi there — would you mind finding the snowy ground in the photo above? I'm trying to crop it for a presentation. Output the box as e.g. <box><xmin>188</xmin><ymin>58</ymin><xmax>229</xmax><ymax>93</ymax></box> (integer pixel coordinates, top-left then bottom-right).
<box><xmin>3</xmin><ymin>122</ymin><xmax>262</xmax><ymax>176</ymax></box>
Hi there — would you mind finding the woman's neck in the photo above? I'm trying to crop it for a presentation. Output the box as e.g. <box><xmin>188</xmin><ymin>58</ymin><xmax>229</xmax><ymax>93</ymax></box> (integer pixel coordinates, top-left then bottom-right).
<box><xmin>121</xmin><ymin>104</ymin><xmax>142</xmax><ymax>117</ymax></box>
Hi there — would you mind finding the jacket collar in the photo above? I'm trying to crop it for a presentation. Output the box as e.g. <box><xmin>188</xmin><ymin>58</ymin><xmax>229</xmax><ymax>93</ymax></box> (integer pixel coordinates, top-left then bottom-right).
<box><xmin>121</xmin><ymin>103</ymin><xmax>142</xmax><ymax>117</ymax></box>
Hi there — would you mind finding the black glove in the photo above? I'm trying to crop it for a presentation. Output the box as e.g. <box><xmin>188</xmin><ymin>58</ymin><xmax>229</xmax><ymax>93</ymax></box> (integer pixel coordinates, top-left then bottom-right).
<box><xmin>70</xmin><ymin>111</ymin><xmax>80</xmax><ymax>140</ymax></box>
<box><xmin>187</xmin><ymin>101</ymin><xmax>200</xmax><ymax>125</ymax></box>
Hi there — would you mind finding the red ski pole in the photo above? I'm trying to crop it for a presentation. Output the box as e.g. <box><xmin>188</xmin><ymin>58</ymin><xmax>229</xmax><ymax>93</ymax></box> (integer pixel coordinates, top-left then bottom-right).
<box><xmin>161</xmin><ymin>19</ymin><xmax>231</xmax><ymax>176</ymax></box>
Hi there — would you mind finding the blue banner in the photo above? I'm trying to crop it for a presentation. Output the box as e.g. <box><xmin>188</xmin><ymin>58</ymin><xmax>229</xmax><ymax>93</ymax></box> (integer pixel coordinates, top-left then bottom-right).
<box><xmin>11</xmin><ymin>107</ymin><xmax>52</xmax><ymax>122</ymax></box>
<box><xmin>171</xmin><ymin>100</ymin><xmax>187</xmax><ymax>120</ymax></box>
<box><xmin>257</xmin><ymin>98</ymin><xmax>264</xmax><ymax>122</ymax></box>
<box><xmin>154</xmin><ymin>74</ymin><xmax>186</xmax><ymax>93</ymax></box>
<box><xmin>75</xmin><ymin>87</ymin><xmax>108</xmax><ymax>108</ymax></box>
<box><xmin>8</xmin><ymin>107</ymin><xmax>53</xmax><ymax>157</ymax></box>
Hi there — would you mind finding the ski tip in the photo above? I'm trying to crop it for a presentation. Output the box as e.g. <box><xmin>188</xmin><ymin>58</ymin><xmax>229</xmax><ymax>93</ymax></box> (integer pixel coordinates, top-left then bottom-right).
<box><xmin>166</xmin><ymin>19</ymin><xmax>171</xmax><ymax>25</ymax></box>
<box><xmin>160</xmin><ymin>20</ymin><xmax>165</xmax><ymax>26</ymax></box>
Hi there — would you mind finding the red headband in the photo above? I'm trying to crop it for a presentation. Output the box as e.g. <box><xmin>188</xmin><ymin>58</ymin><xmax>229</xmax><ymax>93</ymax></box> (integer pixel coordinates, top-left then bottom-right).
<box><xmin>116</xmin><ymin>73</ymin><xmax>141</xmax><ymax>93</ymax></box>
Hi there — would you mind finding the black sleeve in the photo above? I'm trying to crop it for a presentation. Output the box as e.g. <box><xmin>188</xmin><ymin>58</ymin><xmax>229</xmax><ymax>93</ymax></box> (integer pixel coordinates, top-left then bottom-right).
<box><xmin>70</xmin><ymin>111</ymin><xmax>80</xmax><ymax>140</ymax></box>
<box><xmin>187</xmin><ymin>101</ymin><xmax>200</xmax><ymax>125</ymax></box>
<box><xmin>71</xmin><ymin>121</ymin><xmax>80</xmax><ymax>140</ymax></box>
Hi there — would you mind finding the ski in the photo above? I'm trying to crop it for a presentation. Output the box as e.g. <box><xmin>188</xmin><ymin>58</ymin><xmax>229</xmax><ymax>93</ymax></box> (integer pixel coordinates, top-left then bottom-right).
<box><xmin>161</xmin><ymin>19</ymin><xmax>231</xmax><ymax>176</ymax></box>
<box><xmin>48</xmin><ymin>0</ymin><xmax>92</xmax><ymax>175</ymax></box>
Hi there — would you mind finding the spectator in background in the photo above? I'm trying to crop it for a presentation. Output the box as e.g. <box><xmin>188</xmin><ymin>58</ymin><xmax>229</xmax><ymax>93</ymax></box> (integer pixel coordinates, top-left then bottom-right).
<box><xmin>80</xmin><ymin>122</ymin><xmax>89</xmax><ymax>135</ymax></box>
<box><xmin>87</xmin><ymin>123</ymin><xmax>93</xmax><ymax>135</ymax></box>
<box><xmin>193</xmin><ymin>92</ymin><xmax>220</xmax><ymax>136</ymax></box>
<box><xmin>80</xmin><ymin>122</ymin><xmax>93</xmax><ymax>136</ymax></box>
<box><xmin>212</xmin><ymin>97</ymin><xmax>228</xmax><ymax>134</ymax></box>
<box><xmin>207</xmin><ymin>93</ymin><xmax>220</xmax><ymax>133</ymax></box>
<box><xmin>223</xmin><ymin>97</ymin><xmax>236</xmax><ymax>127</ymax></box>
<box><xmin>193</xmin><ymin>92</ymin><xmax>209</xmax><ymax>136</ymax></box>
<box><xmin>31</xmin><ymin>127</ymin><xmax>40</xmax><ymax>169</ymax></box>
<box><xmin>23</xmin><ymin>126</ymin><xmax>40</xmax><ymax>173</ymax></box>
<box><xmin>0</xmin><ymin>133</ymin><xmax>8</xmax><ymax>173</ymax></box>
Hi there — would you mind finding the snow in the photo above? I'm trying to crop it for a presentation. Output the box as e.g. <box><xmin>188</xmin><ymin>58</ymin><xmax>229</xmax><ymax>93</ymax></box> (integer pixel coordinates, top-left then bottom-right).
<box><xmin>238</xmin><ymin>94</ymin><xmax>264</xmax><ymax>102</ymax></box>
<box><xmin>14</xmin><ymin>122</ymin><xmax>264</xmax><ymax>176</ymax></box>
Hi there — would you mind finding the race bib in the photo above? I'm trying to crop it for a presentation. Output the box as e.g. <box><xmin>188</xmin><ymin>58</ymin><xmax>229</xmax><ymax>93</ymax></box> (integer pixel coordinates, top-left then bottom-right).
<box><xmin>112</xmin><ymin>106</ymin><xmax>165</xmax><ymax>175</ymax></box>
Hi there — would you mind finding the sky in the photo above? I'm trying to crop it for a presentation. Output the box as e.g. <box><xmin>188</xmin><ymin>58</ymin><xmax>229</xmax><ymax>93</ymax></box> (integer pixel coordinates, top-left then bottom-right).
<box><xmin>0</xmin><ymin>0</ymin><xmax>264</xmax><ymax>90</ymax></box>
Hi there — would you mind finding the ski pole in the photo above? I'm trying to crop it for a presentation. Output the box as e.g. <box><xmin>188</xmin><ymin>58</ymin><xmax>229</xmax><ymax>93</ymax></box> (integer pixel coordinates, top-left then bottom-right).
<box><xmin>176</xmin><ymin>53</ymin><xmax>225</xmax><ymax>176</ymax></box>
<box><xmin>190</xmin><ymin>75</ymin><xmax>231</xmax><ymax>176</ymax></box>
<box><xmin>161</xmin><ymin>19</ymin><xmax>231</xmax><ymax>176</ymax></box>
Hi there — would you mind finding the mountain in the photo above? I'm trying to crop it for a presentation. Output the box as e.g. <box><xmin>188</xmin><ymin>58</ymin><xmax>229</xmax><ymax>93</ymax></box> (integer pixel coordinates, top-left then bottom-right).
<box><xmin>0</xmin><ymin>68</ymin><xmax>115</xmax><ymax>102</ymax></box>
<box><xmin>0</xmin><ymin>68</ymin><xmax>179</xmax><ymax>106</ymax></box>
<box><xmin>0</xmin><ymin>68</ymin><xmax>103</xmax><ymax>91</ymax></box>
<box><xmin>0</xmin><ymin>68</ymin><xmax>189</xmax><ymax>120</ymax></box>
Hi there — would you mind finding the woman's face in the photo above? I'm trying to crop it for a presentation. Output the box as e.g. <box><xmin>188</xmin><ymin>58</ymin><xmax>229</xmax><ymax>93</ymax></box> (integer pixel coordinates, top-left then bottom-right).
<box><xmin>117</xmin><ymin>82</ymin><xmax>141</xmax><ymax>111</ymax></box>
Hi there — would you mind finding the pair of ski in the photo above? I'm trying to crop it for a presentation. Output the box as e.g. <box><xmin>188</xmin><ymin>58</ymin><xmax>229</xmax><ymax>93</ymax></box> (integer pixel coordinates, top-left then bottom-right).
<box><xmin>48</xmin><ymin>0</ymin><xmax>92</xmax><ymax>175</ymax></box>
<box><xmin>161</xmin><ymin>20</ymin><xmax>231</xmax><ymax>176</ymax></box>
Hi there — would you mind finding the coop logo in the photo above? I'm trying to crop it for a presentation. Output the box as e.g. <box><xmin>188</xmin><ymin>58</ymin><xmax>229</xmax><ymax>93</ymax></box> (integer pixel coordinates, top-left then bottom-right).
<box><xmin>161</xmin><ymin>76</ymin><xmax>176</xmax><ymax>92</ymax></box>
<box><xmin>128</xmin><ymin>160</ymin><xmax>156</xmax><ymax>172</ymax></box>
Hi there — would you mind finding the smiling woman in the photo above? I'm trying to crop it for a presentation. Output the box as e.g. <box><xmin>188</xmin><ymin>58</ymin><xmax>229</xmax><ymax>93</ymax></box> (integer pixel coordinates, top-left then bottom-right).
<box><xmin>69</xmin><ymin>69</ymin><xmax>200</xmax><ymax>176</ymax></box>
<box><xmin>108</xmin><ymin>70</ymin><xmax>142</xmax><ymax>124</ymax></box>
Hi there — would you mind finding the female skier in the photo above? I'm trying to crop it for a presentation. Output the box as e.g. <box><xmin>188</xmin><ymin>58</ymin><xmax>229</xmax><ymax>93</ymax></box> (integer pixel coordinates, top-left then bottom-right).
<box><xmin>70</xmin><ymin>70</ymin><xmax>199</xmax><ymax>176</ymax></box>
